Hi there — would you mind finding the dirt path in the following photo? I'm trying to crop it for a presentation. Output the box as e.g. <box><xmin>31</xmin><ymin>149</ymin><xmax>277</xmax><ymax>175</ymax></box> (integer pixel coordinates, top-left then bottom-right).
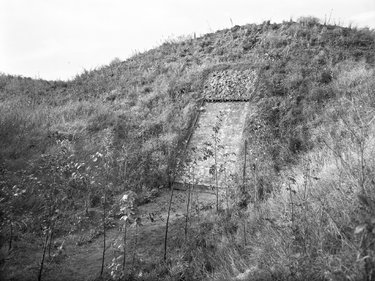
<box><xmin>41</xmin><ymin>189</ymin><xmax>216</xmax><ymax>281</ymax></box>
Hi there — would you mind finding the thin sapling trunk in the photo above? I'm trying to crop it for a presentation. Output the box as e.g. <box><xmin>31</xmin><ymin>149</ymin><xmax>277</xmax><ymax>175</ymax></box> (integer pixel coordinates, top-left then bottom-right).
<box><xmin>243</xmin><ymin>140</ymin><xmax>247</xmax><ymax>186</ymax></box>
<box><xmin>8</xmin><ymin>220</ymin><xmax>13</xmax><ymax>252</ymax></box>
<box><xmin>214</xmin><ymin>137</ymin><xmax>219</xmax><ymax>212</ymax></box>
<box><xmin>185</xmin><ymin>182</ymin><xmax>191</xmax><ymax>241</ymax></box>
<box><xmin>100</xmin><ymin>194</ymin><xmax>106</xmax><ymax>277</ymax></box>
<box><xmin>225</xmin><ymin>169</ymin><xmax>229</xmax><ymax>212</ymax></box>
<box><xmin>123</xmin><ymin>221</ymin><xmax>127</xmax><ymax>271</ymax></box>
<box><xmin>243</xmin><ymin>218</ymin><xmax>247</xmax><ymax>246</ymax></box>
<box><xmin>194</xmin><ymin>174</ymin><xmax>200</xmax><ymax>219</ymax></box>
<box><xmin>164</xmin><ymin>181</ymin><xmax>174</xmax><ymax>261</ymax></box>
<box><xmin>132</xmin><ymin>221</ymin><xmax>138</xmax><ymax>270</ymax></box>
<box><xmin>38</xmin><ymin>229</ymin><xmax>50</xmax><ymax>281</ymax></box>
<box><xmin>289</xmin><ymin>182</ymin><xmax>294</xmax><ymax>227</ymax></box>
<box><xmin>48</xmin><ymin>226</ymin><xmax>54</xmax><ymax>258</ymax></box>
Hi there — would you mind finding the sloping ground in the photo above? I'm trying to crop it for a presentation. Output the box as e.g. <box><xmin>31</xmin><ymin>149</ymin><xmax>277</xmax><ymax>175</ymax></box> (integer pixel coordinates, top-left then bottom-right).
<box><xmin>177</xmin><ymin>102</ymin><xmax>249</xmax><ymax>188</ymax></box>
<box><xmin>1</xmin><ymin>190</ymin><xmax>216</xmax><ymax>281</ymax></box>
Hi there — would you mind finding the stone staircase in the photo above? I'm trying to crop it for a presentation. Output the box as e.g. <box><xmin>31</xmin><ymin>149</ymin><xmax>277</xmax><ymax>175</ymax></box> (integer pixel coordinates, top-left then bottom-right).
<box><xmin>176</xmin><ymin>101</ymin><xmax>249</xmax><ymax>189</ymax></box>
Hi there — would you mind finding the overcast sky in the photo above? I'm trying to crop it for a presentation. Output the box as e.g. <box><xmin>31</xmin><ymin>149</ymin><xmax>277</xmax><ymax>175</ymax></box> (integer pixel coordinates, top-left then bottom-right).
<box><xmin>1</xmin><ymin>0</ymin><xmax>374</xmax><ymax>81</ymax></box>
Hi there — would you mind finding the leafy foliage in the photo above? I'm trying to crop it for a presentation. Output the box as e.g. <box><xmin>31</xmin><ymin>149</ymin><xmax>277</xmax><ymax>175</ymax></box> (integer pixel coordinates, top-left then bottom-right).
<box><xmin>1</xmin><ymin>19</ymin><xmax>375</xmax><ymax>280</ymax></box>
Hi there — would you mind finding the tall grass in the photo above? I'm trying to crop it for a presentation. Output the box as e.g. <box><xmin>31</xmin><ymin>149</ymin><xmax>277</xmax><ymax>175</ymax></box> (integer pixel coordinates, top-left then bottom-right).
<box><xmin>176</xmin><ymin>61</ymin><xmax>375</xmax><ymax>281</ymax></box>
<box><xmin>1</xmin><ymin>19</ymin><xmax>375</xmax><ymax>280</ymax></box>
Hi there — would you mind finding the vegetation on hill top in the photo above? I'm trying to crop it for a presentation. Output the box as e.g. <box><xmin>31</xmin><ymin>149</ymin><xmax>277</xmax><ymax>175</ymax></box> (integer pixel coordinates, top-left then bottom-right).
<box><xmin>1</xmin><ymin>17</ymin><xmax>375</xmax><ymax>280</ymax></box>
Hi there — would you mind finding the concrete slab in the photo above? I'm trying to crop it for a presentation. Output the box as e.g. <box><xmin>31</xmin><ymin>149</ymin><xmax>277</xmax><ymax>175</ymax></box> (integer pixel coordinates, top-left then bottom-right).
<box><xmin>176</xmin><ymin>101</ymin><xmax>248</xmax><ymax>188</ymax></box>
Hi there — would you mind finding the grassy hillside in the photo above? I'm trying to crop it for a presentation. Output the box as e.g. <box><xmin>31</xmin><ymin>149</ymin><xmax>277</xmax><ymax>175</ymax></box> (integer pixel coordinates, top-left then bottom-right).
<box><xmin>1</xmin><ymin>17</ymin><xmax>375</xmax><ymax>280</ymax></box>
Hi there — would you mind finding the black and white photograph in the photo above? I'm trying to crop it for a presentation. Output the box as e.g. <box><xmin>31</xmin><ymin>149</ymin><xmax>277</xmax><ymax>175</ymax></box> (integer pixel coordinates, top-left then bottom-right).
<box><xmin>1</xmin><ymin>0</ymin><xmax>375</xmax><ymax>280</ymax></box>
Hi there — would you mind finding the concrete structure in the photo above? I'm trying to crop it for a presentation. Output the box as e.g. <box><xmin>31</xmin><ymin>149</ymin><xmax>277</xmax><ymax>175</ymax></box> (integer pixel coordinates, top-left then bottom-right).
<box><xmin>176</xmin><ymin>101</ymin><xmax>249</xmax><ymax>188</ymax></box>
<box><xmin>175</xmin><ymin>68</ymin><xmax>257</xmax><ymax>190</ymax></box>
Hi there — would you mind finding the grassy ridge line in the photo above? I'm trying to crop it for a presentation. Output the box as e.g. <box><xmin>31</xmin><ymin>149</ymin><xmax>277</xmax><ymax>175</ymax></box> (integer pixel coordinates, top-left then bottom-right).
<box><xmin>0</xmin><ymin>17</ymin><xmax>374</xmax><ymax>188</ymax></box>
<box><xmin>0</xmin><ymin>18</ymin><xmax>375</xmax><ymax>280</ymax></box>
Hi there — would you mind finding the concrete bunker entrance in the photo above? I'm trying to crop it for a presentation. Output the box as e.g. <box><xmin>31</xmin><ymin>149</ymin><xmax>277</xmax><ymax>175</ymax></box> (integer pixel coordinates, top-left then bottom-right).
<box><xmin>176</xmin><ymin>100</ymin><xmax>249</xmax><ymax>189</ymax></box>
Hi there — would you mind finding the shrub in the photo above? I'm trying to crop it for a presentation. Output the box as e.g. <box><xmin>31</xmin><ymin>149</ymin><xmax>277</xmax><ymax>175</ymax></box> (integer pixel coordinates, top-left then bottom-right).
<box><xmin>297</xmin><ymin>16</ymin><xmax>320</xmax><ymax>27</ymax></box>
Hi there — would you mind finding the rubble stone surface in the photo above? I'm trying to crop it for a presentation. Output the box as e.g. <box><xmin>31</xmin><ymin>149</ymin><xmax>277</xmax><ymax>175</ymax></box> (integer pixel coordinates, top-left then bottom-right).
<box><xmin>202</xmin><ymin>69</ymin><xmax>257</xmax><ymax>101</ymax></box>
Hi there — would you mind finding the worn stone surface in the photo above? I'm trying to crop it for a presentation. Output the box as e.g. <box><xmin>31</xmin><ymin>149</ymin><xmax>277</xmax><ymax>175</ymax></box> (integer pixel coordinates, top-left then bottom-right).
<box><xmin>203</xmin><ymin>69</ymin><xmax>257</xmax><ymax>100</ymax></box>
<box><xmin>176</xmin><ymin>102</ymin><xmax>249</xmax><ymax>187</ymax></box>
